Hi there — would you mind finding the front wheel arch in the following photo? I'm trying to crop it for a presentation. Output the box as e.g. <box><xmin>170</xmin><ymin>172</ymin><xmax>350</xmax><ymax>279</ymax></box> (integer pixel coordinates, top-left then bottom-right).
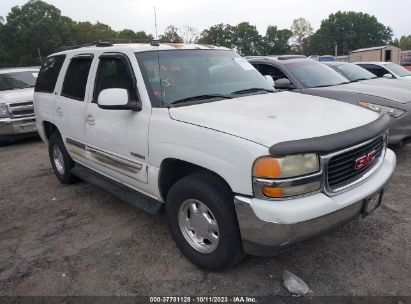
<box><xmin>158</xmin><ymin>158</ymin><xmax>234</xmax><ymax>202</ymax></box>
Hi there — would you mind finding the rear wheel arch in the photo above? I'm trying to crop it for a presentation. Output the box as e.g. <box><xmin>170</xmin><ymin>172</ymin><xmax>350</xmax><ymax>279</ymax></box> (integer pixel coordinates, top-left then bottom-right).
<box><xmin>43</xmin><ymin>121</ymin><xmax>59</xmax><ymax>140</ymax></box>
<box><xmin>48</xmin><ymin>132</ymin><xmax>76</xmax><ymax>184</ymax></box>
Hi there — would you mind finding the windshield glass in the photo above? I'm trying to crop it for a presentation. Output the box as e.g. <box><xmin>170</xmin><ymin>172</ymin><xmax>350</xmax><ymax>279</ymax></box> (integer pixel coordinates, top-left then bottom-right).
<box><xmin>285</xmin><ymin>61</ymin><xmax>349</xmax><ymax>88</ymax></box>
<box><xmin>335</xmin><ymin>63</ymin><xmax>377</xmax><ymax>81</ymax></box>
<box><xmin>384</xmin><ymin>63</ymin><xmax>411</xmax><ymax>77</ymax></box>
<box><xmin>136</xmin><ymin>50</ymin><xmax>274</xmax><ymax>106</ymax></box>
<box><xmin>0</xmin><ymin>71</ymin><xmax>38</xmax><ymax>91</ymax></box>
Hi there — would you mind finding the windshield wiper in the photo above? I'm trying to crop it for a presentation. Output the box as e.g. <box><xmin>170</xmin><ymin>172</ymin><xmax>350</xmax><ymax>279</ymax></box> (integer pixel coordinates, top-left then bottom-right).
<box><xmin>313</xmin><ymin>81</ymin><xmax>350</xmax><ymax>88</ymax></box>
<box><xmin>230</xmin><ymin>88</ymin><xmax>275</xmax><ymax>95</ymax></box>
<box><xmin>351</xmin><ymin>78</ymin><xmax>371</xmax><ymax>82</ymax></box>
<box><xmin>169</xmin><ymin>94</ymin><xmax>233</xmax><ymax>107</ymax></box>
<box><xmin>0</xmin><ymin>87</ymin><xmax>21</xmax><ymax>91</ymax></box>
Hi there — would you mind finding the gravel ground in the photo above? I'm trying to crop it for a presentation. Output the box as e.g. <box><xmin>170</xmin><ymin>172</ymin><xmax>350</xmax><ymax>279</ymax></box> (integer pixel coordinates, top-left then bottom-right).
<box><xmin>0</xmin><ymin>137</ymin><xmax>410</xmax><ymax>296</ymax></box>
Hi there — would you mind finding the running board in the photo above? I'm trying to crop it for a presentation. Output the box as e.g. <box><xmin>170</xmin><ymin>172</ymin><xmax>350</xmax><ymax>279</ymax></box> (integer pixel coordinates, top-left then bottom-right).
<box><xmin>71</xmin><ymin>164</ymin><xmax>164</xmax><ymax>215</ymax></box>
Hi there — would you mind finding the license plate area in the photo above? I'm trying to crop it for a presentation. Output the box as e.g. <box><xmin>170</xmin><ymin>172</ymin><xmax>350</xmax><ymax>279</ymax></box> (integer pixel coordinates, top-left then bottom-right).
<box><xmin>362</xmin><ymin>189</ymin><xmax>384</xmax><ymax>217</ymax></box>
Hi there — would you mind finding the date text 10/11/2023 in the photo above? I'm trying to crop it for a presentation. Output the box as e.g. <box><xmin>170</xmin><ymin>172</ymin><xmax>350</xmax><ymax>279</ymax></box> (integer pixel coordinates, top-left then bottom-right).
<box><xmin>149</xmin><ymin>296</ymin><xmax>257</xmax><ymax>303</ymax></box>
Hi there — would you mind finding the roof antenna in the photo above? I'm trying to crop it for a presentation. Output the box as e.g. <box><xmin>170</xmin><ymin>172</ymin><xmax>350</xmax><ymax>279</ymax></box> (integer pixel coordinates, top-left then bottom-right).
<box><xmin>151</xmin><ymin>6</ymin><xmax>160</xmax><ymax>46</ymax></box>
<box><xmin>154</xmin><ymin>6</ymin><xmax>158</xmax><ymax>40</ymax></box>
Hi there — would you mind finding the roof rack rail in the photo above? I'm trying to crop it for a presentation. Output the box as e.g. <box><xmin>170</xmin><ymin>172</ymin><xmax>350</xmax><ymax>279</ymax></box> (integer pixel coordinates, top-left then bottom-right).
<box><xmin>96</xmin><ymin>41</ymin><xmax>113</xmax><ymax>47</ymax></box>
<box><xmin>56</xmin><ymin>41</ymin><xmax>113</xmax><ymax>52</ymax></box>
<box><xmin>244</xmin><ymin>56</ymin><xmax>265</xmax><ymax>59</ymax></box>
<box><xmin>276</xmin><ymin>55</ymin><xmax>307</xmax><ymax>60</ymax></box>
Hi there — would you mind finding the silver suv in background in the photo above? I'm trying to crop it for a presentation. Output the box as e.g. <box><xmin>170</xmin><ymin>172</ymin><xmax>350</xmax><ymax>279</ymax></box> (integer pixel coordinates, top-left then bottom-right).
<box><xmin>0</xmin><ymin>67</ymin><xmax>39</xmax><ymax>145</ymax></box>
<box><xmin>247</xmin><ymin>56</ymin><xmax>411</xmax><ymax>147</ymax></box>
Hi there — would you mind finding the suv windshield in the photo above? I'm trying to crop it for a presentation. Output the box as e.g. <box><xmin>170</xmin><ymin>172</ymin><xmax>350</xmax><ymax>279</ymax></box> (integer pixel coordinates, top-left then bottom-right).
<box><xmin>136</xmin><ymin>50</ymin><xmax>274</xmax><ymax>107</ymax></box>
<box><xmin>384</xmin><ymin>63</ymin><xmax>411</xmax><ymax>77</ymax></box>
<box><xmin>0</xmin><ymin>71</ymin><xmax>38</xmax><ymax>91</ymax></box>
<box><xmin>285</xmin><ymin>61</ymin><xmax>349</xmax><ymax>88</ymax></box>
<box><xmin>335</xmin><ymin>63</ymin><xmax>377</xmax><ymax>81</ymax></box>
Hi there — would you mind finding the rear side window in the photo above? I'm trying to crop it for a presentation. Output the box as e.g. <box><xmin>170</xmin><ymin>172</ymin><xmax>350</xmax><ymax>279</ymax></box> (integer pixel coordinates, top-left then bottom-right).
<box><xmin>35</xmin><ymin>55</ymin><xmax>66</xmax><ymax>93</ymax></box>
<box><xmin>358</xmin><ymin>64</ymin><xmax>387</xmax><ymax>77</ymax></box>
<box><xmin>61</xmin><ymin>56</ymin><xmax>93</xmax><ymax>101</ymax></box>
<box><xmin>254</xmin><ymin>64</ymin><xmax>288</xmax><ymax>81</ymax></box>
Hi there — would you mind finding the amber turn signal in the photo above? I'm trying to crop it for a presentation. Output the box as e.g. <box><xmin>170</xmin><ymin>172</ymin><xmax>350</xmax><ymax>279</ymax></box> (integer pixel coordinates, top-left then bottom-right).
<box><xmin>262</xmin><ymin>187</ymin><xmax>284</xmax><ymax>198</ymax></box>
<box><xmin>253</xmin><ymin>157</ymin><xmax>281</xmax><ymax>178</ymax></box>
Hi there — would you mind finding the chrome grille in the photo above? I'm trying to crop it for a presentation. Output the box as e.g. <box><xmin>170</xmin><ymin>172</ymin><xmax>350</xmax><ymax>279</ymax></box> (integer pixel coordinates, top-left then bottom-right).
<box><xmin>8</xmin><ymin>101</ymin><xmax>34</xmax><ymax>118</ymax></box>
<box><xmin>326</xmin><ymin>136</ymin><xmax>385</xmax><ymax>191</ymax></box>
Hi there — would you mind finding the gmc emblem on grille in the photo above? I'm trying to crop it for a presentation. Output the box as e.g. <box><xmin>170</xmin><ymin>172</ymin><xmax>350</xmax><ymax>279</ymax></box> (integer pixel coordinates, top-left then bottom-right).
<box><xmin>355</xmin><ymin>150</ymin><xmax>377</xmax><ymax>170</ymax></box>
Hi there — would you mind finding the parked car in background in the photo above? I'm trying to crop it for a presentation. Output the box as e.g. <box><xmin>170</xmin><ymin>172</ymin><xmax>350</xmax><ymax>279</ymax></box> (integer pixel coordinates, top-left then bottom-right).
<box><xmin>400</xmin><ymin>51</ymin><xmax>411</xmax><ymax>71</ymax></box>
<box><xmin>323</xmin><ymin>62</ymin><xmax>411</xmax><ymax>90</ymax></box>
<box><xmin>355</xmin><ymin>62</ymin><xmax>411</xmax><ymax>81</ymax></box>
<box><xmin>34</xmin><ymin>43</ymin><xmax>396</xmax><ymax>270</ymax></box>
<box><xmin>247</xmin><ymin>56</ymin><xmax>411</xmax><ymax>146</ymax></box>
<box><xmin>0</xmin><ymin>67</ymin><xmax>39</xmax><ymax>145</ymax></box>
<box><xmin>308</xmin><ymin>55</ymin><xmax>319</xmax><ymax>61</ymax></box>
<box><xmin>319</xmin><ymin>55</ymin><xmax>336</xmax><ymax>62</ymax></box>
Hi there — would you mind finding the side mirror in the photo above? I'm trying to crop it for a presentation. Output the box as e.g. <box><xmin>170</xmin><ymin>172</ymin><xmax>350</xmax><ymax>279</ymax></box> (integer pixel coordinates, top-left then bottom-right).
<box><xmin>97</xmin><ymin>88</ymin><xmax>141</xmax><ymax>111</ymax></box>
<box><xmin>274</xmin><ymin>78</ymin><xmax>294</xmax><ymax>90</ymax></box>
<box><xmin>383</xmin><ymin>73</ymin><xmax>393</xmax><ymax>79</ymax></box>
<box><xmin>264</xmin><ymin>75</ymin><xmax>275</xmax><ymax>87</ymax></box>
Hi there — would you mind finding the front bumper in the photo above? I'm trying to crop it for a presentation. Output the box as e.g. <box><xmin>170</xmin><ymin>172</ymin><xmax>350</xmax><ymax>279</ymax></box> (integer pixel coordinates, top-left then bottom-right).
<box><xmin>0</xmin><ymin>117</ymin><xmax>37</xmax><ymax>139</ymax></box>
<box><xmin>234</xmin><ymin>149</ymin><xmax>396</xmax><ymax>256</ymax></box>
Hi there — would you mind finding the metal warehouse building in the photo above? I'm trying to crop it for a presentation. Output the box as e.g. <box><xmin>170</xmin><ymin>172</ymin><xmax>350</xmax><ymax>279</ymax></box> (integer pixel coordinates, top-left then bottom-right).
<box><xmin>349</xmin><ymin>45</ymin><xmax>401</xmax><ymax>64</ymax></box>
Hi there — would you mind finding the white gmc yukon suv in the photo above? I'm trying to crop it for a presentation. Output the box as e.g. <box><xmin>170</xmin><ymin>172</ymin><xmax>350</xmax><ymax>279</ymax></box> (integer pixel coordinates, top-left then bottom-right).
<box><xmin>33</xmin><ymin>43</ymin><xmax>396</xmax><ymax>270</ymax></box>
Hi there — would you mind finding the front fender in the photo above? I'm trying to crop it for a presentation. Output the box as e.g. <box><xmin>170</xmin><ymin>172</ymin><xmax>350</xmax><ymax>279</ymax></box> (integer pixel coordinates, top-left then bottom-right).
<box><xmin>149</xmin><ymin>110</ymin><xmax>267</xmax><ymax>196</ymax></box>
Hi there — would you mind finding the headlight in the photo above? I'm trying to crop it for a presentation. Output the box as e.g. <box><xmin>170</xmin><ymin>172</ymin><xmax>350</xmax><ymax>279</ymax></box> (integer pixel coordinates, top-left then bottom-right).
<box><xmin>358</xmin><ymin>101</ymin><xmax>405</xmax><ymax>118</ymax></box>
<box><xmin>0</xmin><ymin>103</ymin><xmax>9</xmax><ymax>118</ymax></box>
<box><xmin>253</xmin><ymin>154</ymin><xmax>321</xmax><ymax>199</ymax></box>
<box><xmin>253</xmin><ymin>154</ymin><xmax>319</xmax><ymax>179</ymax></box>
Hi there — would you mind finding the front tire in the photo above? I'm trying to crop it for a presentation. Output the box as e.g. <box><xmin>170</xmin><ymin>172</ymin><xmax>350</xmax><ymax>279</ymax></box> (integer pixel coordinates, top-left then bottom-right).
<box><xmin>166</xmin><ymin>172</ymin><xmax>244</xmax><ymax>271</ymax></box>
<box><xmin>48</xmin><ymin>132</ymin><xmax>76</xmax><ymax>184</ymax></box>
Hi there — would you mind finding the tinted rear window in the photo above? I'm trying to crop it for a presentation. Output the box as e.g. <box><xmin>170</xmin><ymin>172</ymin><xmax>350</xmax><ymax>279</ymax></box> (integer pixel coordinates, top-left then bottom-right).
<box><xmin>61</xmin><ymin>57</ymin><xmax>93</xmax><ymax>101</ymax></box>
<box><xmin>35</xmin><ymin>55</ymin><xmax>66</xmax><ymax>93</ymax></box>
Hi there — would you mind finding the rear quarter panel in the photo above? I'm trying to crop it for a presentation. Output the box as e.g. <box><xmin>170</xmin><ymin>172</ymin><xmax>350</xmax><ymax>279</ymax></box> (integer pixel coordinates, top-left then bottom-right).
<box><xmin>33</xmin><ymin>91</ymin><xmax>57</xmax><ymax>141</ymax></box>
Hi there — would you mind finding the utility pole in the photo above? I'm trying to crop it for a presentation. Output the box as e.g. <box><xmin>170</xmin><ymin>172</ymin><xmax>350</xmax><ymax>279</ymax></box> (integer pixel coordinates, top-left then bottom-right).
<box><xmin>335</xmin><ymin>42</ymin><xmax>338</xmax><ymax>57</ymax></box>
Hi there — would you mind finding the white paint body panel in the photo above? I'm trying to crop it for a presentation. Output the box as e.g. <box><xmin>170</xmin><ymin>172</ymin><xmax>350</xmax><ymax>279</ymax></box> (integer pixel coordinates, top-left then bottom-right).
<box><xmin>0</xmin><ymin>87</ymin><xmax>35</xmax><ymax>104</ymax></box>
<box><xmin>169</xmin><ymin>92</ymin><xmax>379</xmax><ymax>147</ymax></box>
<box><xmin>80</xmin><ymin>48</ymin><xmax>151</xmax><ymax>187</ymax></box>
<box><xmin>149</xmin><ymin>108</ymin><xmax>267</xmax><ymax>196</ymax></box>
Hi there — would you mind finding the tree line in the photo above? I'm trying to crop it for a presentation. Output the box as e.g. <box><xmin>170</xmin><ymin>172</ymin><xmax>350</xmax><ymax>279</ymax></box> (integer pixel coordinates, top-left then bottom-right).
<box><xmin>0</xmin><ymin>0</ymin><xmax>409</xmax><ymax>68</ymax></box>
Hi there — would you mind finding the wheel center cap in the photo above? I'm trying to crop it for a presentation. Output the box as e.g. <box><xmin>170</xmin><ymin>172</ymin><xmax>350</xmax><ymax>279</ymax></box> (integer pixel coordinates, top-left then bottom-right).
<box><xmin>191</xmin><ymin>214</ymin><xmax>209</xmax><ymax>236</ymax></box>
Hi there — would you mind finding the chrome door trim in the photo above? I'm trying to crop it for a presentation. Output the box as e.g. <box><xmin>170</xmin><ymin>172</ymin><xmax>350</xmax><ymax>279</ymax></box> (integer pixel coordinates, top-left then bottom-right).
<box><xmin>65</xmin><ymin>137</ymin><xmax>143</xmax><ymax>176</ymax></box>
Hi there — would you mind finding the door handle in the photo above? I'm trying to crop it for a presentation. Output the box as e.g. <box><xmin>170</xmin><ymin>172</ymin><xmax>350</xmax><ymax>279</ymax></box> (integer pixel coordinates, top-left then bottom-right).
<box><xmin>85</xmin><ymin>114</ymin><xmax>95</xmax><ymax>125</ymax></box>
<box><xmin>56</xmin><ymin>106</ymin><xmax>63</xmax><ymax>116</ymax></box>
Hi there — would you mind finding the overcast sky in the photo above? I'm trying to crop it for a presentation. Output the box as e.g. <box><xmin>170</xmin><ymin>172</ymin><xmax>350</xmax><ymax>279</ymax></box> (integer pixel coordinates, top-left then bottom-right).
<box><xmin>1</xmin><ymin>0</ymin><xmax>410</xmax><ymax>38</ymax></box>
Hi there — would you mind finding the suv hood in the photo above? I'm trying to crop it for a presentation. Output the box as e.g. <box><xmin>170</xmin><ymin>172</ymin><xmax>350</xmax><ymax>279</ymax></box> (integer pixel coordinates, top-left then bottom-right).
<box><xmin>168</xmin><ymin>92</ymin><xmax>379</xmax><ymax>148</ymax></box>
<box><xmin>312</xmin><ymin>82</ymin><xmax>411</xmax><ymax>104</ymax></box>
<box><xmin>0</xmin><ymin>88</ymin><xmax>34</xmax><ymax>104</ymax></box>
